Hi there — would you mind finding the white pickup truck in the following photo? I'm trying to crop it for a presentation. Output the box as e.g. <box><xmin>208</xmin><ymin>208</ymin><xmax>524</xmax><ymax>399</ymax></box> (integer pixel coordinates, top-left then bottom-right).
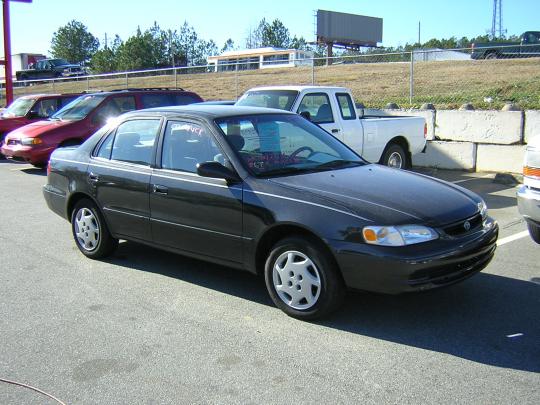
<box><xmin>236</xmin><ymin>86</ymin><xmax>426</xmax><ymax>169</ymax></box>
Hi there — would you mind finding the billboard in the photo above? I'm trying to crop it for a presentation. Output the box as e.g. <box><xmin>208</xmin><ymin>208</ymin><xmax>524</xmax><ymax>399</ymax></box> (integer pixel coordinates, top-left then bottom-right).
<box><xmin>317</xmin><ymin>10</ymin><xmax>383</xmax><ymax>47</ymax></box>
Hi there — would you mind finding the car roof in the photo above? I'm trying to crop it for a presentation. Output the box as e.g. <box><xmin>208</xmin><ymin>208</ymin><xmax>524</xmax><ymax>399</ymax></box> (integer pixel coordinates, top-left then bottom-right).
<box><xmin>245</xmin><ymin>85</ymin><xmax>350</xmax><ymax>92</ymax></box>
<box><xmin>80</xmin><ymin>88</ymin><xmax>198</xmax><ymax>97</ymax></box>
<box><xmin>18</xmin><ymin>93</ymin><xmax>79</xmax><ymax>100</ymax></box>
<box><xmin>123</xmin><ymin>105</ymin><xmax>296</xmax><ymax>119</ymax></box>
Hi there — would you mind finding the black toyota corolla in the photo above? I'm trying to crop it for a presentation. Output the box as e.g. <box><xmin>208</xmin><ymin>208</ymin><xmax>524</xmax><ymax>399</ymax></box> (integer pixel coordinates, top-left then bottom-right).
<box><xmin>43</xmin><ymin>106</ymin><xmax>498</xmax><ymax>320</ymax></box>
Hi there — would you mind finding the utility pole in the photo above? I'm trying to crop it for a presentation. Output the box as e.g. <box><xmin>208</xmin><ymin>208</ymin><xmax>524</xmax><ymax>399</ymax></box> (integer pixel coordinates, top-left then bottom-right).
<box><xmin>418</xmin><ymin>21</ymin><xmax>421</xmax><ymax>45</ymax></box>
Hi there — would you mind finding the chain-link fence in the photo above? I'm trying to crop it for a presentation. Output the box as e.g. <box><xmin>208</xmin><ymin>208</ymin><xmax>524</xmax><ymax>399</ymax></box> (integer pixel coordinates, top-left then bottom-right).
<box><xmin>2</xmin><ymin>44</ymin><xmax>539</xmax><ymax>110</ymax></box>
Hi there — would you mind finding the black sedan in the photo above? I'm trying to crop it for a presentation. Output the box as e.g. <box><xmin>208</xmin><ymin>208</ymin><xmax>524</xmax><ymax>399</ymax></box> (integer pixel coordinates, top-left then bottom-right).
<box><xmin>43</xmin><ymin>106</ymin><xmax>498</xmax><ymax>320</ymax></box>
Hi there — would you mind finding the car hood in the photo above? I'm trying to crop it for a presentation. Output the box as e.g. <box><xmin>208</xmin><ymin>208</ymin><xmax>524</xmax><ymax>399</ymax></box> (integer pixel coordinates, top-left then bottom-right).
<box><xmin>267</xmin><ymin>164</ymin><xmax>482</xmax><ymax>226</ymax></box>
<box><xmin>6</xmin><ymin>119</ymin><xmax>75</xmax><ymax>138</ymax></box>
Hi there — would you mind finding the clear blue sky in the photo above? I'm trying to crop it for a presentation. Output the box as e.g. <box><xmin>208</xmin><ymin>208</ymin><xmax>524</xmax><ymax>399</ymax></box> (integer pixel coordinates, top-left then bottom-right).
<box><xmin>3</xmin><ymin>0</ymin><xmax>540</xmax><ymax>55</ymax></box>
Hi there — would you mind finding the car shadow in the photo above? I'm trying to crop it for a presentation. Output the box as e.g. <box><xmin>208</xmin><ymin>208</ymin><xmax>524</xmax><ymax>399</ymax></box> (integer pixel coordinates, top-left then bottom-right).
<box><xmin>108</xmin><ymin>241</ymin><xmax>539</xmax><ymax>373</ymax></box>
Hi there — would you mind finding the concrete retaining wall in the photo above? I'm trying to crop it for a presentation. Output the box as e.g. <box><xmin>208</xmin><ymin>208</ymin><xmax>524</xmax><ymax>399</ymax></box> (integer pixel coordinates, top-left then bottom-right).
<box><xmin>524</xmin><ymin>110</ymin><xmax>540</xmax><ymax>144</ymax></box>
<box><xmin>476</xmin><ymin>144</ymin><xmax>526</xmax><ymax>173</ymax></box>
<box><xmin>383</xmin><ymin>109</ymin><xmax>436</xmax><ymax>140</ymax></box>
<box><xmin>435</xmin><ymin>110</ymin><xmax>523</xmax><ymax>144</ymax></box>
<box><xmin>412</xmin><ymin>141</ymin><xmax>476</xmax><ymax>170</ymax></box>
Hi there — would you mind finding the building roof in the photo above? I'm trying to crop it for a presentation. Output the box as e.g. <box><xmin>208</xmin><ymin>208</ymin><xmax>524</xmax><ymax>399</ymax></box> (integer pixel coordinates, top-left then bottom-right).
<box><xmin>208</xmin><ymin>47</ymin><xmax>312</xmax><ymax>60</ymax></box>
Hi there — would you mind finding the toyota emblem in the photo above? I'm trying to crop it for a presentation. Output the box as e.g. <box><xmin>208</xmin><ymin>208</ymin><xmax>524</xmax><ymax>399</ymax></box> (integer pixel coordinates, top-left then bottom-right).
<box><xmin>463</xmin><ymin>221</ymin><xmax>471</xmax><ymax>231</ymax></box>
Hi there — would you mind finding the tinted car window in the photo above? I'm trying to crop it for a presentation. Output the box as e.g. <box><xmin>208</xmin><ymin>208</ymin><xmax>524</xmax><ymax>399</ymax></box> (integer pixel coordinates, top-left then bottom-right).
<box><xmin>32</xmin><ymin>99</ymin><xmax>58</xmax><ymax>118</ymax></box>
<box><xmin>110</xmin><ymin>119</ymin><xmax>161</xmax><ymax>165</ymax></box>
<box><xmin>93</xmin><ymin>96</ymin><xmax>136</xmax><ymax>124</ymax></box>
<box><xmin>236</xmin><ymin>90</ymin><xmax>298</xmax><ymax>110</ymax></box>
<box><xmin>141</xmin><ymin>94</ymin><xmax>174</xmax><ymax>108</ymax></box>
<box><xmin>95</xmin><ymin>133</ymin><xmax>114</xmax><ymax>159</ymax></box>
<box><xmin>298</xmin><ymin>93</ymin><xmax>334</xmax><ymax>124</ymax></box>
<box><xmin>161</xmin><ymin>121</ymin><xmax>220</xmax><ymax>173</ymax></box>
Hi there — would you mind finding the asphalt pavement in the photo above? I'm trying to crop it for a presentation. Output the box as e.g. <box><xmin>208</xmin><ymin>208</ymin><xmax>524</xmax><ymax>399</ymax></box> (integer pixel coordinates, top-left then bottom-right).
<box><xmin>0</xmin><ymin>159</ymin><xmax>538</xmax><ymax>404</ymax></box>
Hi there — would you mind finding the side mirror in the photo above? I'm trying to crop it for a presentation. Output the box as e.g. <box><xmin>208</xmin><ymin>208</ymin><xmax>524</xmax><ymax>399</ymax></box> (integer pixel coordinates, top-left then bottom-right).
<box><xmin>197</xmin><ymin>161</ymin><xmax>241</xmax><ymax>183</ymax></box>
<box><xmin>299</xmin><ymin>111</ymin><xmax>311</xmax><ymax>121</ymax></box>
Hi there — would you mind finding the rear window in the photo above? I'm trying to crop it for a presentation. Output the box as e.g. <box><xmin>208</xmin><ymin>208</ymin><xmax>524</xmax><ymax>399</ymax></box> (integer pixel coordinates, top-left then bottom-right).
<box><xmin>141</xmin><ymin>93</ymin><xmax>200</xmax><ymax>109</ymax></box>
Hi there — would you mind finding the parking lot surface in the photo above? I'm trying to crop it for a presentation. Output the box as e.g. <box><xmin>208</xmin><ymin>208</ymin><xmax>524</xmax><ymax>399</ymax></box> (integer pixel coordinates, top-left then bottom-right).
<box><xmin>0</xmin><ymin>160</ymin><xmax>539</xmax><ymax>404</ymax></box>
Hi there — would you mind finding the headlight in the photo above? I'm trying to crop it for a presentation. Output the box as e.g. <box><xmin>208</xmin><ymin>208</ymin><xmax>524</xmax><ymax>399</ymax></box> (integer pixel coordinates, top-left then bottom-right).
<box><xmin>363</xmin><ymin>225</ymin><xmax>438</xmax><ymax>246</ymax></box>
<box><xmin>478</xmin><ymin>200</ymin><xmax>488</xmax><ymax>220</ymax></box>
<box><xmin>21</xmin><ymin>137</ymin><xmax>42</xmax><ymax>146</ymax></box>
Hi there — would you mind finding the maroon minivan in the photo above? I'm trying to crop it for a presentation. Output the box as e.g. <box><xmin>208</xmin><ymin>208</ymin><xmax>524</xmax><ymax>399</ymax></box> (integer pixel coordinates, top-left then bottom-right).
<box><xmin>1</xmin><ymin>88</ymin><xmax>203</xmax><ymax>167</ymax></box>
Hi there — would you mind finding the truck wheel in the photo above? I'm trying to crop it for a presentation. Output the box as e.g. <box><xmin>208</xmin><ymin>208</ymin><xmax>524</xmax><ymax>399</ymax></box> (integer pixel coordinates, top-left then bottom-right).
<box><xmin>264</xmin><ymin>236</ymin><xmax>345</xmax><ymax>320</ymax></box>
<box><xmin>527</xmin><ymin>222</ymin><xmax>540</xmax><ymax>244</ymax></box>
<box><xmin>381</xmin><ymin>143</ymin><xmax>409</xmax><ymax>169</ymax></box>
<box><xmin>485</xmin><ymin>52</ymin><xmax>498</xmax><ymax>60</ymax></box>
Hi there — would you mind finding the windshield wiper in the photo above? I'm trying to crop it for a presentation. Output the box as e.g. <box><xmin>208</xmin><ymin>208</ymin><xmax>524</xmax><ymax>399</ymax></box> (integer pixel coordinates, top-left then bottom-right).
<box><xmin>259</xmin><ymin>166</ymin><xmax>312</xmax><ymax>177</ymax></box>
<box><xmin>313</xmin><ymin>159</ymin><xmax>365</xmax><ymax>170</ymax></box>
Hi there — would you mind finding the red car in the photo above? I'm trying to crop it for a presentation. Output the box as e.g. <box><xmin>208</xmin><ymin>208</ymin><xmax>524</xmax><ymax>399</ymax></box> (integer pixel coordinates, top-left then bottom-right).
<box><xmin>1</xmin><ymin>88</ymin><xmax>203</xmax><ymax>167</ymax></box>
<box><xmin>0</xmin><ymin>93</ymin><xmax>79</xmax><ymax>146</ymax></box>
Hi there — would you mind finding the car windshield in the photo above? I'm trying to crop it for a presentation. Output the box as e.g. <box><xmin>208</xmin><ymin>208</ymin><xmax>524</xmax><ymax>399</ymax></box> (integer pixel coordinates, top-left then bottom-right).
<box><xmin>215</xmin><ymin>114</ymin><xmax>365</xmax><ymax>177</ymax></box>
<box><xmin>236</xmin><ymin>90</ymin><xmax>298</xmax><ymax>111</ymax></box>
<box><xmin>51</xmin><ymin>95</ymin><xmax>106</xmax><ymax>121</ymax></box>
<box><xmin>1</xmin><ymin>97</ymin><xmax>36</xmax><ymax>118</ymax></box>
<box><xmin>49</xmin><ymin>59</ymin><xmax>70</xmax><ymax>67</ymax></box>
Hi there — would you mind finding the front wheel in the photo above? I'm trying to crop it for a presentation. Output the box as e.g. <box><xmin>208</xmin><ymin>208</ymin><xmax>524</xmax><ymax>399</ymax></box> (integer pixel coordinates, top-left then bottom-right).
<box><xmin>264</xmin><ymin>236</ymin><xmax>345</xmax><ymax>320</ymax></box>
<box><xmin>381</xmin><ymin>143</ymin><xmax>409</xmax><ymax>169</ymax></box>
<box><xmin>527</xmin><ymin>222</ymin><xmax>540</xmax><ymax>244</ymax></box>
<box><xmin>71</xmin><ymin>198</ymin><xmax>118</xmax><ymax>259</ymax></box>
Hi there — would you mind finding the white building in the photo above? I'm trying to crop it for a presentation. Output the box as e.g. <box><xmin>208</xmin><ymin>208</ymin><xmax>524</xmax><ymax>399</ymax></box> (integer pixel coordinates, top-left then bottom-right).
<box><xmin>413</xmin><ymin>48</ymin><xmax>471</xmax><ymax>62</ymax></box>
<box><xmin>207</xmin><ymin>47</ymin><xmax>314</xmax><ymax>72</ymax></box>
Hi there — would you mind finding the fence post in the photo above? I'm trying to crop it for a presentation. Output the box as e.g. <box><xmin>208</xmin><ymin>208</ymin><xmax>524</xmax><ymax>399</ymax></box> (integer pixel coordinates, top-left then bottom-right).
<box><xmin>311</xmin><ymin>58</ymin><xmax>315</xmax><ymax>85</ymax></box>
<box><xmin>51</xmin><ymin>79</ymin><xmax>55</xmax><ymax>93</ymax></box>
<box><xmin>235</xmin><ymin>63</ymin><xmax>238</xmax><ymax>100</ymax></box>
<box><xmin>86</xmin><ymin>76</ymin><xmax>89</xmax><ymax>91</ymax></box>
<box><xmin>125</xmin><ymin>72</ymin><xmax>128</xmax><ymax>89</ymax></box>
<box><xmin>174</xmin><ymin>67</ymin><xmax>178</xmax><ymax>89</ymax></box>
<box><xmin>409</xmin><ymin>50</ymin><xmax>414</xmax><ymax>105</ymax></box>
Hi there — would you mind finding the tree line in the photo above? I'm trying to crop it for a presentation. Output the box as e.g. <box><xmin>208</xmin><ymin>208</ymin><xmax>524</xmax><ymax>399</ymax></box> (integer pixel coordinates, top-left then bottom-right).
<box><xmin>49</xmin><ymin>19</ymin><xmax>524</xmax><ymax>74</ymax></box>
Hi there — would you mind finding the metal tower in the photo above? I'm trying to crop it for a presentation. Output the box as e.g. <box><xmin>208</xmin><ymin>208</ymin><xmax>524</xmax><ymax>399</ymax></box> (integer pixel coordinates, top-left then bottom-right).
<box><xmin>491</xmin><ymin>0</ymin><xmax>505</xmax><ymax>38</ymax></box>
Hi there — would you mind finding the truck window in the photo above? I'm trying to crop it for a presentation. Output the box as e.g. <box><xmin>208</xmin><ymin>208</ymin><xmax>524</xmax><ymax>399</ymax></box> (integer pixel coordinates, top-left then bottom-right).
<box><xmin>335</xmin><ymin>93</ymin><xmax>356</xmax><ymax>120</ymax></box>
<box><xmin>524</xmin><ymin>32</ymin><xmax>540</xmax><ymax>44</ymax></box>
<box><xmin>298</xmin><ymin>93</ymin><xmax>334</xmax><ymax>124</ymax></box>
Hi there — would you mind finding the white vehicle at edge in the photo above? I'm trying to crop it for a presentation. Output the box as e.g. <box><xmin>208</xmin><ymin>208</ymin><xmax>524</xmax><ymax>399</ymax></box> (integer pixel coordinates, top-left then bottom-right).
<box><xmin>517</xmin><ymin>135</ymin><xmax>540</xmax><ymax>244</ymax></box>
<box><xmin>236</xmin><ymin>85</ymin><xmax>427</xmax><ymax>169</ymax></box>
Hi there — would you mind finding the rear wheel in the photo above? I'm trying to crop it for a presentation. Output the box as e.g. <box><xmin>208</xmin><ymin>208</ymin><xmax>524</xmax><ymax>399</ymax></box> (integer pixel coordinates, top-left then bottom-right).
<box><xmin>264</xmin><ymin>236</ymin><xmax>345</xmax><ymax>320</ymax></box>
<box><xmin>485</xmin><ymin>52</ymin><xmax>498</xmax><ymax>60</ymax></box>
<box><xmin>71</xmin><ymin>198</ymin><xmax>118</xmax><ymax>259</ymax></box>
<box><xmin>381</xmin><ymin>143</ymin><xmax>409</xmax><ymax>169</ymax></box>
<box><xmin>527</xmin><ymin>222</ymin><xmax>540</xmax><ymax>244</ymax></box>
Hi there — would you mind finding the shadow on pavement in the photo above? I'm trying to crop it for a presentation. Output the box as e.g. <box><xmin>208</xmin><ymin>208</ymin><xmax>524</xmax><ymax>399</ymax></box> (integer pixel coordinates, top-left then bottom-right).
<box><xmin>110</xmin><ymin>240</ymin><xmax>539</xmax><ymax>373</ymax></box>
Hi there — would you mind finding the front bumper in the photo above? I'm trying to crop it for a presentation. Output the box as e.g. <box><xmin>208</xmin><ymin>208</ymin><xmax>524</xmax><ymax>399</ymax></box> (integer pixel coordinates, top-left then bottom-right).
<box><xmin>1</xmin><ymin>143</ymin><xmax>55</xmax><ymax>165</ymax></box>
<box><xmin>517</xmin><ymin>184</ymin><xmax>540</xmax><ymax>223</ymax></box>
<box><xmin>332</xmin><ymin>218</ymin><xmax>499</xmax><ymax>294</ymax></box>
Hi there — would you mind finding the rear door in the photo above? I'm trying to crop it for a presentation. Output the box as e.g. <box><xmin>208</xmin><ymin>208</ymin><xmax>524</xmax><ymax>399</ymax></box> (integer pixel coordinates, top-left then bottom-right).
<box><xmin>88</xmin><ymin>118</ymin><xmax>162</xmax><ymax>242</ymax></box>
<box><xmin>150</xmin><ymin>119</ymin><xmax>243</xmax><ymax>264</ymax></box>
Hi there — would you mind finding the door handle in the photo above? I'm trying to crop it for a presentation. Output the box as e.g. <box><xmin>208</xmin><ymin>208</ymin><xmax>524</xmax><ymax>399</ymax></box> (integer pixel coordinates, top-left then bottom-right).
<box><xmin>152</xmin><ymin>184</ymin><xmax>168</xmax><ymax>195</ymax></box>
<box><xmin>331</xmin><ymin>128</ymin><xmax>340</xmax><ymax>133</ymax></box>
<box><xmin>88</xmin><ymin>172</ymin><xmax>99</xmax><ymax>182</ymax></box>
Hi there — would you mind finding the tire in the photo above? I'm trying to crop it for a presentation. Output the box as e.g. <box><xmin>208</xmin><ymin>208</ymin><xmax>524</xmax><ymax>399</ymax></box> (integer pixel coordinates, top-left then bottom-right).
<box><xmin>381</xmin><ymin>143</ymin><xmax>409</xmax><ymax>169</ymax></box>
<box><xmin>485</xmin><ymin>52</ymin><xmax>498</xmax><ymax>60</ymax></box>
<box><xmin>264</xmin><ymin>236</ymin><xmax>345</xmax><ymax>320</ymax></box>
<box><xmin>527</xmin><ymin>222</ymin><xmax>540</xmax><ymax>244</ymax></box>
<box><xmin>71</xmin><ymin>198</ymin><xmax>118</xmax><ymax>259</ymax></box>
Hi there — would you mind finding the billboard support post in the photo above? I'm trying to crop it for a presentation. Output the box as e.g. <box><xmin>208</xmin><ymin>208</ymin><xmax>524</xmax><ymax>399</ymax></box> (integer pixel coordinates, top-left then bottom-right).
<box><xmin>410</xmin><ymin>51</ymin><xmax>414</xmax><ymax>104</ymax></box>
<box><xmin>2</xmin><ymin>0</ymin><xmax>13</xmax><ymax>105</ymax></box>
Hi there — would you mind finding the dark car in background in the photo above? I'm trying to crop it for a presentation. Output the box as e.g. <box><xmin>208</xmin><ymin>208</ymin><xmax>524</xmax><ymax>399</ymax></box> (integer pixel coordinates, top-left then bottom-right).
<box><xmin>43</xmin><ymin>105</ymin><xmax>498</xmax><ymax>320</ymax></box>
<box><xmin>1</xmin><ymin>88</ymin><xmax>203</xmax><ymax>167</ymax></box>
<box><xmin>0</xmin><ymin>93</ymin><xmax>79</xmax><ymax>147</ymax></box>
<box><xmin>16</xmin><ymin>58</ymin><xmax>86</xmax><ymax>81</ymax></box>
<box><xmin>471</xmin><ymin>31</ymin><xmax>540</xmax><ymax>59</ymax></box>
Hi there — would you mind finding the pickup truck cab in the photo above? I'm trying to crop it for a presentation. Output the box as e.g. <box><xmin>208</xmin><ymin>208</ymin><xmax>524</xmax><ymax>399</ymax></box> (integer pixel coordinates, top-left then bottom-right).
<box><xmin>471</xmin><ymin>31</ymin><xmax>540</xmax><ymax>59</ymax></box>
<box><xmin>236</xmin><ymin>86</ymin><xmax>426</xmax><ymax>169</ymax></box>
<box><xmin>16</xmin><ymin>58</ymin><xmax>86</xmax><ymax>81</ymax></box>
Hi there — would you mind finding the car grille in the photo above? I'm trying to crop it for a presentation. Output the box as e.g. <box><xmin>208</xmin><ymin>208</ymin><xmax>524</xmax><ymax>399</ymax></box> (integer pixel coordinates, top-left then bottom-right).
<box><xmin>442</xmin><ymin>213</ymin><xmax>483</xmax><ymax>237</ymax></box>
